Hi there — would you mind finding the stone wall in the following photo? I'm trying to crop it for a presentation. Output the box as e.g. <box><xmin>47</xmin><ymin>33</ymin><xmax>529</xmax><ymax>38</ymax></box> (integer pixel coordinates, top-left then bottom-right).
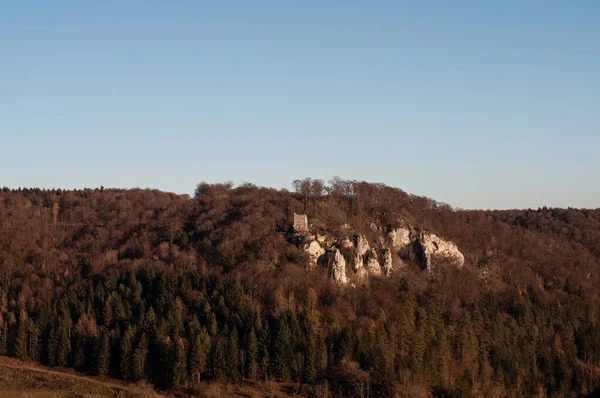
<box><xmin>293</xmin><ymin>213</ymin><xmax>309</xmax><ymax>232</ymax></box>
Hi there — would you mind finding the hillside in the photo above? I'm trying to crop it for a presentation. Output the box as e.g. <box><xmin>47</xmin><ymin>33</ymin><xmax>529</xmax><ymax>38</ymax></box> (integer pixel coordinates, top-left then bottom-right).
<box><xmin>1</xmin><ymin>179</ymin><xmax>600</xmax><ymax>397</ymax></box>
<box><xmin>0</xmin><ymin>355</ymin><xmax>158</xmax><ymax>397</ymax></box>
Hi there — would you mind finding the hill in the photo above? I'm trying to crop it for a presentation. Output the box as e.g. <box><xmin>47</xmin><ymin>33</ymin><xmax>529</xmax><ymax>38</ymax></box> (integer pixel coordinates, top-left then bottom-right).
<box><xmin>1</xmin><ymin>179</ymin><xmax>600</xmax><ymax>397</ymax></box>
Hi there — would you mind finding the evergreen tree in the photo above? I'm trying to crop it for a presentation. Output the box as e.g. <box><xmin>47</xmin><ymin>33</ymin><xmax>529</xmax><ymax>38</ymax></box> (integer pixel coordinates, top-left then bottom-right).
<box><xmin>54</xmin><ymin>314</ymin><xmax>71</xmax><ymax>367</ymax></box>
<box><xmin>188</xmin><ymin>327</ymin><xmax>210</xmax><ymax>383</ymax></box>
<box><xmin>226</xmin><ymin>327</ymin><xmax>240</xmax><ymax>383</ymax></box>
<box><xmin>371</xmin><ymin>330</ymin><xmax>396</xmax><ymax>398</ymax></box>
<box><xmin>0</xmin><ymin>314</ymin><xmax>7</xmax><ymax>356</ymax></box>
<box><xmin>13</xmin><ymin>310</ymin><xmax>28</xmax><ymax>360</ymax></box>
<box><xmin>120</xmin><ymin>326</ymin><xmax>135</xmax><ymax>380</ymax></box>
<box><xmin>28</xmin><ymin>320</ymin><xmax>39</xmax><ymax>362</ymax></box>
<box><xmin>315</xmin><ymin>332</ymin><xmax>328</xmax><ymax>378</ymax></box>
<box><xmin>303</xmin><ymin>333</ymin><xmax>317</xmax><ymax>383</ymax></box>
<box><xmin>246</xmin><ymin>327</ymin><xmax>259</xmax><ymax>381</ymax></box>
<box><xmin>211</xmin><ymin>336</ymin><xmax>227</xmax><ymax>381</ymax></box>
<box><xmin>132</xmin><ymin>333</ymin><xmax>148</xmax><ymax>381</ymax></box>
<box><xmin>258</xmin><ymin>322</ymin><xmax>270</xmax><ymax>381</ymax></box>
<box><xmin>94</xmin><ymin>330</ymin><xmax>110</xmax><ymax>376</ymax></box>
<box><xmin>271</xmin><ymin>317</ymin><xmax>293</xmax><ymax>382</ymax></box>
<box><xmin>168</xmin><ymin>336</ymin><xmax>187</xmax><ymax>389</ymax></box>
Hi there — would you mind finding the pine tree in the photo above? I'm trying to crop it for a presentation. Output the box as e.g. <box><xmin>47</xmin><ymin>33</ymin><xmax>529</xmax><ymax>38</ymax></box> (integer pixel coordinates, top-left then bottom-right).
<box><xmin>371</xmin><ymin>330</ymin><xmax>396</xmax><ymax>398</ymax></box>
<box><xmin>103</xmin><ymin>297</ymin><xmax>113</xmax><ymax>327</ymax></box>
<box><xmin>258</xmin><ymin>322</ymin><xmax>270</xmax><ymax>381</ymax></box>
<box><xmin>54</xmin><ymin>314</ymin><xmax>71</xmax><ymax>367</ymax></box>
<box><xmin>303</xmin><ymin>333</ymin><xmax>317</xmax><ymax>383</ymax></box>
<box><xmin>168</xmin><ymin>336</ymin><xmax>187</xmax><ymax>389</ymax></box>
<box><xmin>226</xmin><ymin>327</ymin><xmax>241</xmax><ymax>383</ymax></box>
<box><xmin>211</xmin><ymin>336</ymin><xmax>227</xmax><ymax>381</ymax></box>
<box><xmin>132</xmin><ymin>333</ymin><xmax>148</xmax><ymax>381</ymax></box>
<box><xmin>120</xmin><ymin>326</ymin><xmax>135</xmax><ymax>380</ymax></box>
<box><xmin>435</xmin><ymin>325</ymin><xmax>451</xmax><ymax>389</ymax></box>
<box><xmin>28</xmin><ymin>320</ymin><xmax>39</xmax><ymax>362</ymax></box>
<box><xmin>0</xmin><ymin>314</ymin><xmax>7</xmax><ymax>355</ymax></box>
<box><xmin>72</xmin><ymin>337</ymin><xmax>86</xmax><ymax>370</ymax></box>
<box><xmin>95</xmin><ymin>330</ymin><xmax>110</xmax><ymax>376</ymax></box>
<box><xmin>188</xmin><ymin>327</ymin><xmax>210</xmax><ymax>383</ymax></box>
<box><xmin>271</xmin><ymin>317</ymin><xmax>292</xmax><ymax>382</ymax></box>
<box><xmin>246</xmin><ymin>327</ymin><xmax>259</xmax><ymax>381</ymax></box>
<box><xmin>315</xmin><ymin>332</ymin><xmax>328</xmax><ymax>378</ymax></box>
<box><xmin>13</xmin><ymin>310</ymin><xmax>28</xmax><ymax>360</ymax></box>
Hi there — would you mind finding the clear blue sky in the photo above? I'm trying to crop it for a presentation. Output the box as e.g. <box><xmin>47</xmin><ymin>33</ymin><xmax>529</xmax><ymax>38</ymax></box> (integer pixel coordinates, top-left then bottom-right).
<box><xmin>1</xmin><ymin>1</ymin><xmax>599</xmax><ymax>209</ymax></box>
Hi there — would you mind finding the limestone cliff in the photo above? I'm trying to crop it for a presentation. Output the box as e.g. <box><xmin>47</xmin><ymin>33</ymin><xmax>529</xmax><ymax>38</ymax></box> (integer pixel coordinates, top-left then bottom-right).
<box><xmin>409</xmin><ymin>232</ymin><xmax>465</xmax><ymax>272</ymax></box>
<box><xmin>304</xmin><ymin>240</ymin><xmax>325</xmax><ymax>269</ymax></box>
<box><xmin>329</xmin><ymin>249</ymin><xmax>349</xmax><ymax>285</ymax></box>
<box><xmin>293</xmin><ymin>214</ymin><xmax>465</xmax><ymax>284</ymax></box>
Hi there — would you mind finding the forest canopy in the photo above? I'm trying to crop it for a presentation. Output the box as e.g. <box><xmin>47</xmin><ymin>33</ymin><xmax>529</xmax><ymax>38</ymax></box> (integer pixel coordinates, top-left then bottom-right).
<box><xmin>1</xmin><ymin>179</ymin><xmax>600</xmax><ymax>397</ymax></box>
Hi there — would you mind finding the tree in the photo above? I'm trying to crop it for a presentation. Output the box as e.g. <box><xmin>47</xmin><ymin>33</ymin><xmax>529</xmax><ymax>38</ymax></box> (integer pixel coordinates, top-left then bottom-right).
<box><xmin>246</xmin><ymin>327</ymin><xmax>259</xmax><ymax>381</ymax></box>
<box><xmin>94</xmin><ymin>330</ymin><xmax>110</xmax><ymax>376</ymax></box>
<box><xmin>13</xmin><ymin>309</ymin><xmax>28</xmax><ymax>360</ymax></box>
<box><xmin>371</xmin><ymin>330</ymin><xmax>396</xmax><ymax>398</ymax></box>
<box><xmin>168</xmin><ymin>336</ymin><xmax>187</xmax><ymax>389</ymax></box>
<box><xmin>0</xmin><ymin>314</ymin><xmax>7</xmax><ymax>355</ymax></box>
<box><xmin>271</xmin><ymin>317</ymin><xmax>293</xmax><ymax>382</ymax></box>
<box><xmin>132</xmin><ymin>333</ymin><xmax>148</xmax><ymax>381</ymax></box>
<box><xmin>226</xmin><ymin>327</ymin><xmax>241</xmax><ymax>383</ymax></box>
<box><xmin>188</xmin><ymin>327</ymin><xmax>210</xmax><ymax>383</ymax></box>
<box><xmin>120</xmin><ymin>326</ymin><xmax>135</xmax><ymax>380</ymax></box>
<box><xmin>50</xmin><ymin>313</ymin><xmax>71</xmax><ymax>367</ymax></box>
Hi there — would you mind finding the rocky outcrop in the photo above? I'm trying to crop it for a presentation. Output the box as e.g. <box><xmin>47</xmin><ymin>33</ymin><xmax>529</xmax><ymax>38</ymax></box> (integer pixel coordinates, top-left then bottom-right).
<box><xmin>366</xmin><ymin>249</ymin><xmax>382</xmax><ymax>275</ymax></box>
<box><xmin>329</xmin><ymin>249</ymin><xmax>349</xmax><ymax>285</ymax></box>
<box><xmin>409</xmin><ymin>232</ymin><xmax>464</xmax><ymax>272</ymax></box>
<box><xmin>382</xmin><ymin>248</ymin><xmax>393</xmax><ymax>276</ymax></box>
<box><xmin>304</xmin><ymin>240</ymin><xmax>325</xmax><ymax>269</ymax></box>
<box><xmin>386</xmin><ymin>227</ymin><xmax>412</xmax><ymax>248</ymax></box>
<box><xmin>297</xmin><ymin>218</ymin><xmax>465</xmax><ymax>284</ymax></box>
<box><xmin>352</xmin><ymin>253</ymin><xmax>368</xmax><ymax>281</ymax></box>
<box><xmin>356</xmin><ymin>235</ymin><xmax>370</xmax><ymax>256</ymax></box>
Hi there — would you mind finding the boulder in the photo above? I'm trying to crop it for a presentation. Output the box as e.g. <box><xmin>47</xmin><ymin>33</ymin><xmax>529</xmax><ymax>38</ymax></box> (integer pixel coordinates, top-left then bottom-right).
<box><xmin>328</xmin><ymin>249</ymin><xmax>349</xmax><ymax>285</ymax></box>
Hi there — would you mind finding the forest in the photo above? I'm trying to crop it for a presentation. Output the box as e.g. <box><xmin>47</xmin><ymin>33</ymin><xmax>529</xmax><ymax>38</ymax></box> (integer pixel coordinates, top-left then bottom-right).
<box><xmin>1</xmin><ymin>179</ymin><xmax>600</xmax><ymax>397</ymax></box>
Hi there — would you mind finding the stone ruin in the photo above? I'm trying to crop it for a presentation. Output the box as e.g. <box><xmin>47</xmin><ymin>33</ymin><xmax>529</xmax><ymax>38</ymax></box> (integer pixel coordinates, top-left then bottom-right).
<box><xmin>293</xmin><ymin>213</ymin><xmax>309</xmax><ymax>232</ymax></box>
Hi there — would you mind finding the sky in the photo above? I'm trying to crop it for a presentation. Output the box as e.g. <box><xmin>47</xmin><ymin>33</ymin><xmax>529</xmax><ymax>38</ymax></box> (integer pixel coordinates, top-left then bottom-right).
<box><xmin>1</xmin><ymin>1</ymin><xmax>599</xmax><ymax>210</ymax></box>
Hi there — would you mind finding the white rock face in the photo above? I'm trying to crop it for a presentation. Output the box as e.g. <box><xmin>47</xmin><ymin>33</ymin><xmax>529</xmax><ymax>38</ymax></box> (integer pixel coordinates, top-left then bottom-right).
<box><xmin>307</xmin><ymin>221</ymin><xmax>465</xmax><ymax>285</ymax></box>
<box><xmin>387</xmin><ymin>227</ymin><xmax>412</xmax><ymax>248</ymax></box>
<box><xmin>410</xmin><ymin>232</ymin><xmax>465</xmax><ymax>272</ymax></box>
<box><xmin>304</xmin><ymin>240</ymin><xmax>325</xmax><ymax>269</ymax></box>
<box><xmin>366</xmin><ymin>249</ymin><xmax>382</xmax><ymax>275</ymax></box>
<box><xmin>356</xmin><ymin>235</ymin><xmax>370</xmax><ymax>256</ymax></box>
<box><xmin>352</xmin><ymin>253</ymin><xmax>368</xmax><ymax>280</ymax></box>
<box><xmin>382</xmin><ymin>248</ymin><xmax>393</xmax><ymax>276</ymax></box>
<box><xmin>329</xmin><ymin>249</ymin><xmax>349</xmax><ymax>285</ymax></box>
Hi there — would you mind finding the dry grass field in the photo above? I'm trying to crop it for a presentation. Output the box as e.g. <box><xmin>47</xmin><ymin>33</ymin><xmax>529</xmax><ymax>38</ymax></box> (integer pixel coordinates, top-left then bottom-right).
<box><xmin>0</xmin><ymin>356</ymin><xmax>160</xmax><ymax>397</ymax></box>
